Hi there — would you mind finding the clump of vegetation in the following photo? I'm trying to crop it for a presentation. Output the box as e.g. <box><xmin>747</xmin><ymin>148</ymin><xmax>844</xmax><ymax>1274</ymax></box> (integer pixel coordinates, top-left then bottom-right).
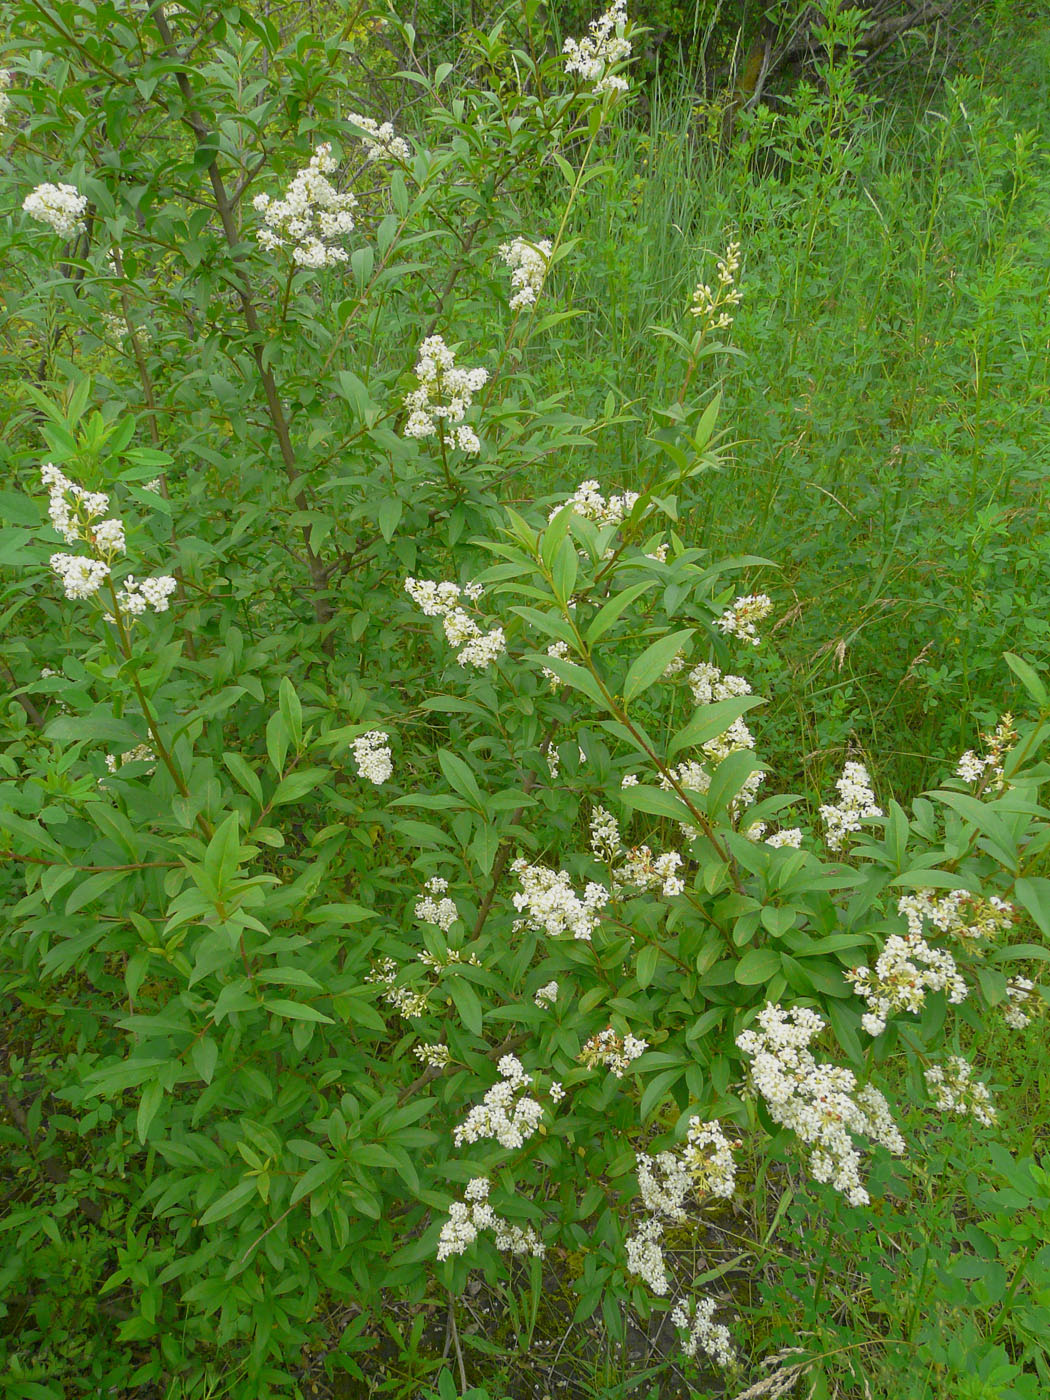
<box><xmin>2</xmin><ymin>3</ymin><xmax>1049</xmax><ymax>1398</ymax></box>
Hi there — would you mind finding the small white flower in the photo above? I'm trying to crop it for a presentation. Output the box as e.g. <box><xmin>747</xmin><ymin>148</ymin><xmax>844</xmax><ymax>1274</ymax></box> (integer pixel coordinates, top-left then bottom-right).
<box><xmin>23</xmin><ymin>182</ymin><xmax>88</xmax><ymax>238</ymax></box>
<box><xmin>578</xmin><ymin>1025</ymin><xmax>647</xmax><ymax>1078</ymax></box>
<box><xmin>512</xmin><ymin>859</ymin><xmax>609</xmax><ymax>942</ymax></box>
<box><xmin>402</xmin><ymin>335</ymin><xmax>488</xmax><ymax>451</ymax></box>
<box><xmin>352</xmin><ymin>730</ymin><xmax>393</xmax><ymax>785</ymax></box>
<box><xmin>924</xmin><ymin>1056</ymin><xmax>996</xmax><ymax>1127</ymax></box>
<box><xmin>714</xmin><ymin>592</ymin><xmax>772</xmax><ymax>646</ymax></box>
<box><xmin>413</xmin><ymin>1042</ymin><xmax>450</xmax><ymax>1069</ymax></box>
<box><xmin>347</xmin><ymin>112</ymin><xmax>410</xmax><ymax>162</ymax></box>
<box><xmin>690</xmin><ymin>240</ymin><xmax>743</xmax><ymax>335</ymax></box>
<box><xmin>253</xmin><ymin>143</ymin><xmax>357</xmax><ymax>269</ymax></box>
<box><xmin>672</xmin><ymin>1295</ymin><xmax>735</xmax><ymax>1368</ymax></box>
<box><xmin>499</xmin><ymin>236</ymin><xmax>553</xmax><ymax>310</ymax></box>
<box><xmin>820</xmin><ymin>761</ymin><xmax>882</xmax><ymax>851</ymax></box>
<box><xmin>50</xmin><ymin>553</ymin><xmax>110</xmax><ymax>600</ymax></box>
<box><xmin>737</xmin><ymin>1003</ymin><xmax>905</xmax><ymax>1206</ymax></box>
<box><xmin>563</xmin><ymin>0</ymin><xmax>632</xmax><ymax>95</ymax></box>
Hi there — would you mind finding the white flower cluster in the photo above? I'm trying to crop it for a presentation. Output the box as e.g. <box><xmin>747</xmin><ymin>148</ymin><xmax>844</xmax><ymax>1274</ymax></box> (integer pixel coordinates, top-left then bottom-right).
<box><xmin>1004</xmin><ymin>976</ymin><xmax>1038</xmax><ymax>1030</ymax></box>
<box><xmin>43</xmin><ymin>464</ymin><xmax>114</xmax><ymax>549</ymax></box>
<box><xmin>534</xmin><ymin>980</ymin><xmax>559</xmax><ymax>1009</ymax></box>
<box><xmin>619</xmin><ymin>846</ymin><xmax>685</xmax><ymax>897</ymax></box>
<box><xmin>104</xmin><ymin>743</ymin><xmax>157</xmax><ymax>775</ymax></box>
<box><xmin>437</xmin><ymin>1178</ymin><xmax>545</xmax><ymax>1261</ymax></box>
<box><xmin>347</xmin><ymin>112</ymin><xmax>410</xmax><ymax>162</ymax></box>
<box><xmin>542</xmin><ymin>640</ymin><xmax>570</xmax><ymax>688</ymax></box>
<box><xmin>687</xmin><ymin>660</ymin><xmax>751</xmax><ymax>708</ymax></box>
<box><xmin>819</xmin><ymin>761</ymin><xmax>882</xmax><ymax>851</ymax></box>
<box><xmin>656</xmin><ymin>665</ymin><xmax>764</xmax><ymax>819</ymax></box>
<box><xmin>110</xmin><ymin>574</ymin><xmax>178</xmax><ymax>619</ymax></box>
<box><xmin>579</xmin><ymin>1025</ymin><xmax>647</xmax><ymax>1078</ymax></box>
<box><xmin>413</xmin><ymin>1042</ymin><xmax>450</xmax><ymax>1069</ymax></box>
<box><xmin>898</xmin><ymin>888</ymin><xmax>1014</xmax><ymax>948</ymax></box>
<box><xmin>23</xmin><ymin>182</ymin><xmax>88</xmax><ymax>238</ymax></box>
<box><xmin>415</xmin><ymin>877</ymin><xmax>459</xmax><ymax>931</ymax></box>
<box><xmin>252</xmin><ymin>143</ymin><xmax>357</xmax><ymax>268</ymax></box>
<box><xmin>690</xmin><ymin>240</ymin><xmax>743</xmax><ymax>336</ymax></box>
<box><xmin>511</xmin><ymin>858</ymin><xmax>609</xmax><ymax>941</ymax></box>
<box><xmin>625</xmin><ymin>1215</ymin><xmax>670</xmax><ymax>1294</ymax></box>
<box><xmin>0</xmin><ymin>70</ymin><xmax>11</xmax><ymax>130</ymax></box>
<box><xmin>746</xmin><ymin>822</ymin><xmax>804</xmax><ymax>848</ymax></box>
<box><xmin>625</xmin><ymin>1114</ymin><xmax>740</xmax><ymax>1293</ymax></box>
<box><xmin>404</xmin><ymin>576</ymin><xmax>504</xmax><ymax>671</ymax></box>
<box><xmin>924</xmin><ymin>1056</ymin><xmax>996</xmax><ymax>1127</ymax></box>
<box><xmin>589</xmin><ymin>805</ymin><xmax>684</xmax><ymax>897</ymax></box>
<box><xmin>453</xmin><ymin>1055</ymin><xmax>544</xmax><ymax>1150</ymax></box>
<box><xmin>956</xmin><ymin>714</ymin><xmax>1016</xmax><ymax>791</ymax></box>
<box><xmin>101</xmin><ymin>311</ymin><xmax>128</xmax><ymax>342</ymax></box>
<box><xmin>672</xmin><ymin>1296</ymin><xmax>736</xmax><ymax>1369</ymax></box>
<box><xmin>554</xmin><ymin>478</ymin><xmax>639</xmax><ymax>528</ymax></box>
<box><xmin>404</xmin><ymin>576</ymin><xmax>483</xmax><ymax>615</ymax></box>
<box><xmin>737</xmin><ymin>1003</ymin><xmax>905</xmax><ymax>1206</ymax></box>
<box><xmin>352</xmin><ymin>730</ymin><xmax>393</xmax><ymax>785</ymax></box>
<box><xmin>499</xmin><ymin>237</ymin><xmax>553</xmax><ymax>310</ymax></box>
<box><xmin>41</xmin><ymin>467</ymin><xmax>176</xmax><ymax>617</ymax></box>
<box><xmin>681</xmin><ymin>1117</ymin><xmax>738</xmax><ymax>1198</ymax></box>
<box><xmin>846</xmin><ymin>933</ymin><xmax>967</xmax><ymax>1036</ymax></box>
<box><xmin>367</xmin><ymin>956</ymin><xmax>430</xmax><ymax>1018</ymax></box>
<box><xmin>662</xmin><ymin>646</ymin><xmax>688</xmax><ymax>678</ymax></box>
<box><xmin>417</xmin><ymin>946</ymin><xmax>481</xmax><ymax>973</ymax></box>
<box><xmin>714</xmin><ymin>592</ymin><xmax>772</xmax><ymax>646</ymax></box>
<box><xmin>662</xmin><ymin>737</ymin><xmax>762</xmax><ymax>824</ymax></box>
<box><xmin>563</xmin><ymin>0</ymin><xmax>632</xmax><ymax>95</ymax></box>
<box><xmin>590</xmin><ymin>805</ymin><xmax>622</xmax><ymax>861</ymax></box>
<box><xmin>50</xmin><ymin>553</ymin><xmax>110</xmax><ymax>600</ymax></box>
<box><xmin>402</xmin><ymin>335</ymin><xmax>488</xmax><ymax>454</ymax></box>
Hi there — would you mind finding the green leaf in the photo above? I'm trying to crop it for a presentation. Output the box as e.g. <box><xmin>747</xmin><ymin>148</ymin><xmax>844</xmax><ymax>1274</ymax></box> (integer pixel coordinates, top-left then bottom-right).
<box><xmin>619</xmin><ymin>783</ymin><xmax>699</xmax><ymax>826</ymax></box>
<box><xmin>706</xmin><ymin>750</ymin><xmax>765</xmax><ymax>821</ymax></box>
<box><xmin>279</xmin><ymin>677</ymin><xmax>303</xmax><ymax>750</ymax></box>
<box><xmin>290</xmin><ymin>1157</ymin><xmax>342</xmax><ymax>1207</ymax></box>
<box><xmin>585</xmin><ymin>581</ymin><xmax>655</xmax><ymax>646</ymax></box>
<box><xmin>438</xmin><ymin>749</ymin><xmax>485</xmax><ymax>811</ymax></box>
<box><xmin>199</xmin><ymin>1177</ymin><xmax>257</xmax><ymax>1225</ymax></box>
<box><xmin>930</xmin><ymin>790</ymin><xmax>1018</xmax><ymax>866</ymax></box>
<box><xmin>271</xmin><ymin>767</ymin><xmax>328</xmax><ymax>806</ymax></box>
<box><xmin>449</xmin><ymin>979</ymin><xmax>483</xmax><ymax>1036</ymax></box>
<box><xmin>0</xmin><ymin>808</ymin><xmax>64</xmax><ymax>857</ymax></box>
<box><xmin>65</xmin><ymin>869</ymin><xmax>125</xmax><ymax>916</ymax></box>
<box><xmin>669</xmin><ymin>695</ymin><xmax>765</xmax><ymax>757</ymax></box>
<box><xmin>190</xmin><ymin>1036</ymin><xmax>218</xmax><ymax>1085</ymax></box>
<box><xmin>263</xmin><ymin>999</ymin><xmax>334</xmax><ymax>1024</ymax></box>
<box><xmin>734</xmin><ymin>946</ymin><xmax>782</xmax><ymax>985</ymax></box>
<box><xmin>551</xmin><ymin>535</ymin><xmax>578</xmax><ymax>605</ymax></box>
<box><xmin>1004</xmin><ymin>652</ymin><xmax>1048</xmax><ymax>707</ymax></box>
<box><xmin>636</xmin><ymin>944</ymin><xmax>659</xmax><ymax>988</ymax></box>
<box><xmin>1014</xmin><ymin>879</ymin><xmax>1050</xmax><ymax>940</ymax></box>
<box><xmin>266</xmin><ymin>710</ymin><xmax>290</xmax><ymax>776</ymax></box>
<box><xmin>136</xmin><ymin>1079</ymin><xmax>164</xmax><ymax>1144</ymax></box>
<box><xmin>640</xmin><ymin>1066</ymin><xmax>684</xmax><ymax>1122</ymax></box>
<box><xmin>305</xmin><ymin>903</ymin><xmax>376</xmax><ymax>925</ymax></box>
<box><xmin>529</xmin><ymin>653</ymin><xmax>608</xmax><ymax>710</ymax></box>
<box><xmin>202</xmin><ymin>812</ymin><xmax>241</xmax><ymax>893</ymax></box>
<box><xmin>623</xmin><ymin>629</ymin><xmax>694</xmax><ymax>705</ymax></box>
<box><xmin>223</xmin><ymin>751</ymin><xmax>263</xmax><ymax>805</ymax></box>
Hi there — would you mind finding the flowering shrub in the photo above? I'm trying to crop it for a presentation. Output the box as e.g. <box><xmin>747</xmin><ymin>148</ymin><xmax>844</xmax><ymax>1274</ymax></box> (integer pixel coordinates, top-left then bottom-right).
<box><xmin>1</xmin><ymin>2</ymin><xmax>1049</xmax><ymax>1397</ymax></box>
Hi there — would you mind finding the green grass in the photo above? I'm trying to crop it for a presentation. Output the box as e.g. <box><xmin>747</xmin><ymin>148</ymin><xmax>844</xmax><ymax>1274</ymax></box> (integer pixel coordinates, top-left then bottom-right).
<box><xmin>525</xmin><ymin>7</ymin><xmax>1050</xmax><ymax>803</ymax></box>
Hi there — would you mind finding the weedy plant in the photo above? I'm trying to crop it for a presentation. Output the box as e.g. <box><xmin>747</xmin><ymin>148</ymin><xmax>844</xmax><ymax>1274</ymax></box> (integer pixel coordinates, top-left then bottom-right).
<box><xmin>1</xmin><ymin>2</ymin><xmax>1049</xmax><ymax>1397</ymax></box>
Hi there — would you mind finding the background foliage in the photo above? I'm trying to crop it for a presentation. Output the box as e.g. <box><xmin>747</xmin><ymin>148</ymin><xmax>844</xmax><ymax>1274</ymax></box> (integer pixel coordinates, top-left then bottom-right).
<box><xmin>2</xmin><ymin>2</ymin><xmax>1050</xmax><ymax>1398</ymax></box>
